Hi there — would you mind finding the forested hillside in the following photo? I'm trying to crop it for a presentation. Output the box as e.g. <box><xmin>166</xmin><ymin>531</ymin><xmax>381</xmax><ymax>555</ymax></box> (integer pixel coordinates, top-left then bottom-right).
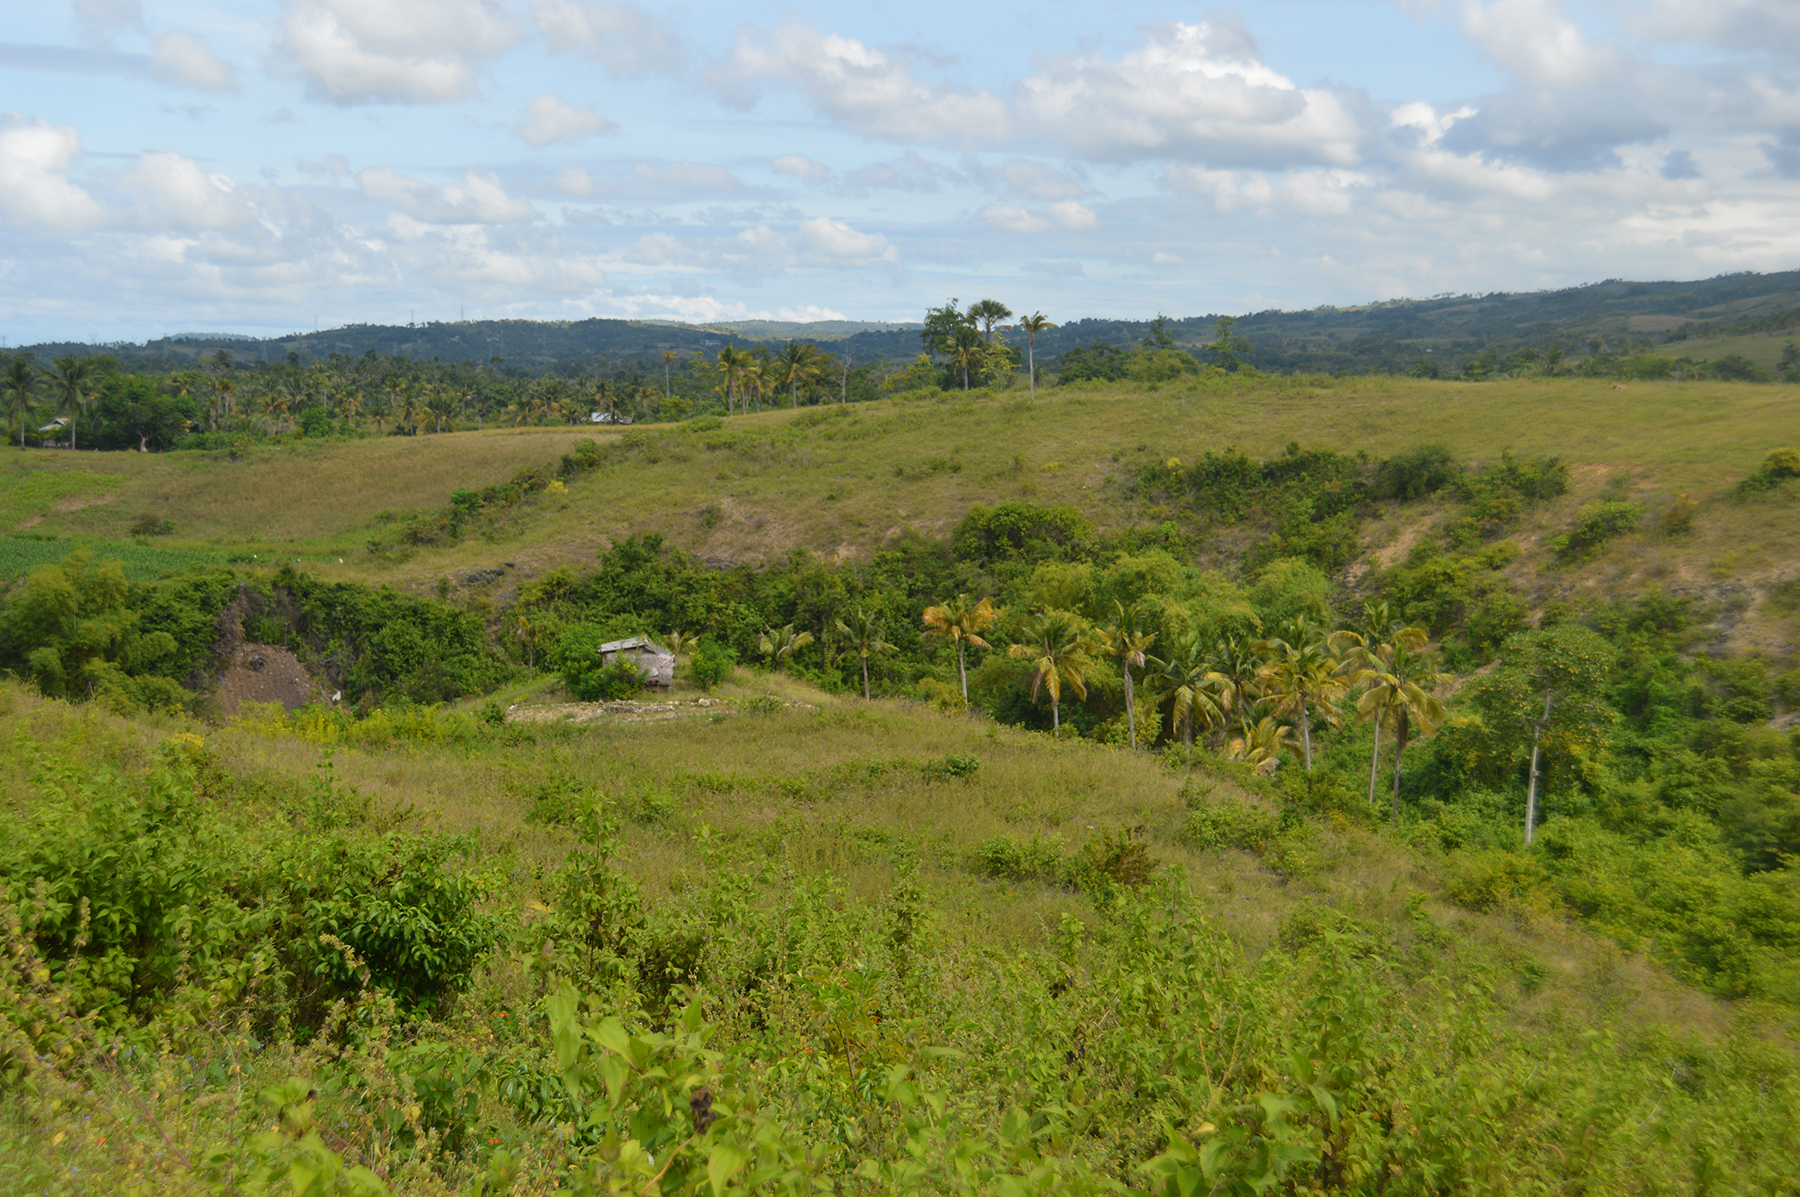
<box><xmin>1</xmin><ymin>368</ymin><xmax>1797</xmax><ymax>1193</ymax></box>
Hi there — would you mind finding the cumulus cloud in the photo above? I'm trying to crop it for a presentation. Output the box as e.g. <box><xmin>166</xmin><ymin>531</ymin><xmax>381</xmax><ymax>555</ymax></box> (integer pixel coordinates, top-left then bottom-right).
<box><xmin>1632</xmin><ymin>0</ymin><xmax>1800</xmax><ymax>57</ymax></box>
<box><xmin>977</xmin><ymin>200</ymin><xmax>1097</xmax><ymax>233</ymax></box>
<box><xmin>623</xmin><ymin>216</ymin><xmax>897</xmax><ymax>278</ymax></box>
<box><xmin>772</xmin><ymin>153</ymin><xmax>830</xmax><ymax>183</ymax></box>
<box><xmin>125</xmin><ymin>150</ymin><xmax>254</xmax><ymax>229</ymax></box>
<box><xmin>0</xmin><ymin>116</ymin><xmax>105</xmax><ymax>229</ymax></box>
<box><xmin>1016</xmin><ymin>19</ymin><xmax>1365</xmax><ymax>168</ymax></box>
<box><xmin>275</xmin><ymin>0</ymin><xmax>519</xmax><ymax>104</ymax></box>
<box><xmin>1661</xmin><ymin>149</ymin><xmax>1700</xmax><ymax>180</ymax></box>
<box><xmin>514</xmin><ymin>93</ymin><xmax>617</xmax><ymax>147</ymax></box>
<box><xmin>1163</xmin><ymin>165</ymin><xmax>1370</xmax><ymax>215</ymax></box>
<box><xmin>531</xmin><ymin>0</ymin><xmax>684</xmax><ymax>75</ymax></box>
<box><xmin>151</xmin><ymin>32</ymin><xmax>238</xmax><ymax>93</ymax></box>
<box><xmin>296</xmin><ymin>153</ymin><xmax>352</xmax><ymax>180</ymax></box>
<box><xmin>715</xmin><ymin>23</ymin><xmax>1009</xmax><ymax>145</ymax></box>
<box><xmin>358</xmin><ymin>166</ymin><xmax>538</xmax><ymax>222</ymax></box>
<box><xmin>961</xmin><ymin>156</ymin><xmax>1087</xmax><ymax>201</ymax></box>
<box><xmin>839</xmin><ymin>152</ymin><xmax>959</xmax><ymax>195</ymax></box>
<box><xmin>1764</xmin><ymin>130</ymin><xmax>1800</xmax><ymax>178</ymax></box>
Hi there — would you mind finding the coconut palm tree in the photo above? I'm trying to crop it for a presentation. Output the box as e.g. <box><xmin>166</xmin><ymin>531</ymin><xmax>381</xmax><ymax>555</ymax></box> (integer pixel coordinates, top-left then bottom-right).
<box><xmin>1094</xmin><ymin>600</ymin><xmax>1156</xmax><ymax>749</ymax></box>
<box><xmin>1207</xmin><ymin>632</ymin><xmax>1265</xmax><ymax>740</ymax></box>
<box><xmin>835</xmin><ymin>605</ymin><xmax>897</xmax><ymax>700</ymax></box>
<box><xmin>46</xmin><ymin>355</ymin><xmax>97</xmax><ymax>450</ymax></box>
<box><xmin>777</xmin><ymin>341</ymin><xmax>819</xmax><ymax>410</ymax></box>
<box><xmin>1256</xmin><ymin>616</ymin><xmax>1346</xmax><ymax>771</ymax></box>
<box><xmin>2</xmin><ymin>357</ymin><xmax>41</xmax><ymax>450</ymax></box>
<box><xmin>759</xmin><ymin>624</ymin><xmax>816</xmax><ymax>672</ymax></box>
<box><xmin>948</xmin><ymin>325</ymin><xmax>983</xmax><ymax>390</ymax></box>
<box><xmin>967</xmin><ymin>298</ymin><xmax>1013</xmax><ymax>343</ymax></box>
<box><xmin>921</xmin><ymin>594</ymin><xmax>996</xmax><ymax>703</ymax></box>
<box><xmin>1017</xmin><ymin>312</ymin><xmax>1054</xmax><ymax>401</ymax></box>
<box><xmin>1149</xmin><ymin>630</ymin><xmax>1228</xmax><ymax>748</ymax></box>
<box><xmin>1228</xmin><ymin>716</ymin><xmax>1301</xmax><ymax>776</ymax></box>
<box><xmin>1349</xmin><ymin>637</ymin><xmax>1450</xmax><ymax>821</ymax></box>
<box><xmin>662</xmin><ymin>349</ymin><xmax>680</xmax><ymax>400</ymax></box>
<box><xmin>1008</xmin><ymin>610</ymin><xmax>1092</xmax><ymax>732</ymax></box>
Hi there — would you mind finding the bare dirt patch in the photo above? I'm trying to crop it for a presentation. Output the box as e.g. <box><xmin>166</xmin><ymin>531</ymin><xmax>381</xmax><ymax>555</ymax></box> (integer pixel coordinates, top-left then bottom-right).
<box><xmin>506</xmin><ymin>697</ymin><xmax>730</xmax><ymax>725</ymax></box>
<box><xmin>212</xmin><ymin>643</ymin><xmax>323</xmax><ymax>718</ymax></box>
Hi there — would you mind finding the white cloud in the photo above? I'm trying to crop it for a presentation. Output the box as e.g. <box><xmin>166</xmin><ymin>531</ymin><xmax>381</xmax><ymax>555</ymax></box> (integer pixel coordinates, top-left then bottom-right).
<box><xmin>1460</xmin><ymin>0</ymin><xmax>1630</xmax><ymax>88</ymax></box>
<box><xmin>72</xmin><ymin>0</ymin><xmax>142</xmax><ymax>39</ymax></box>
<box><xmin>555</xmin><ymin>167</ymin><xmax>595</xmax><ymax>196</ymax></box>
<box><xmin>531</xmin><ymin>0</ymin><xmax>684</xmax><ymax>75</ymax></box>
<box><xmin>962</xmin><ymin>156</ymin><xmax>1087</xmax><ymax>201</ymax></box>
<box><xmin>1633</xmin><ymin>0</ymin><xmax>1800</xmax><ymax>54</ymax></box>
<box><xmin>1164</xmin><ymin>166</ymin><xmax>1370</xmax><ymax>215</ymax></box>
<box><xmin>514</xmin><ymin>93</ymin><xmax>617</xmax><ymax>147</ymax></box>
<box><xmin>978</xmin><ymin>200</ymin><xmax>1097</xmax><ymax>233</ymax></box>
<box><xmin>622</xmin><ymin>216</ymin><xmax>897</xmax><ymax>277</ymax></box>
<box><xmin>794</xmin><ymin>216</ymin><xmax>898</xmax><ymax>264</ymax></box>
<box><xmin>358</xmin><ymin>166</ymin><xmax>538</xmax><ymax>223</ymax></box>
<box><xmin>633</xmin><ymin>162</ymin><xmax>744</xmax><ymax>192</ymax></box>
<box><xmin>1017</xmin><ymin>20</ymin><xmax>1365</xmax><ymax>168</ymax></box>
<box><xmin>716</xmin><ymin>23</ymin><xmax>1010</xmax><ymax>145</ymax></box>
<box><xmin>275</xmin><ymin>0</ymin><xmax>519</xmax><ymax>104</ymax></box>
<box><xmin>150</xmin><ymin>32</ymin><xmax>238</xmax><ymax>93</ymax></box>
<box><xmin>772</xmin><ymin>153</ymin><xmax>830</xmax><ymax>183</ymax></box>
<box><xmin>0</xmin><ymin>116</ymin><xmax>105</xmax><ymax>230</ymax></box>
<box><xmin>125</xmin><ymin>150</ymin><xmax>254</xmax><ymax>229</ymax></box>
<box><xmin>296</xmin><ymin>153</ymin><xmax>352</xmax><ymax>180</ymax></box>
<box><xmin>772</xmin><ymin>304</ymin><xmax>848</xmax><ymax>321</ymax></box>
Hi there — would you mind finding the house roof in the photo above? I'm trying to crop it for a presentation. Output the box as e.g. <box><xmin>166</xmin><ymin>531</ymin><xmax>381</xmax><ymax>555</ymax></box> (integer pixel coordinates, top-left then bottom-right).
<box><xmin>599</xmin><ymin>636</ymin><xmax>671</xmax><ymax>655</ymax></box>
<box><xmin>37</xmin><ymin>417</ymin><xmax>70</xmax><ymax>431</ymax></box>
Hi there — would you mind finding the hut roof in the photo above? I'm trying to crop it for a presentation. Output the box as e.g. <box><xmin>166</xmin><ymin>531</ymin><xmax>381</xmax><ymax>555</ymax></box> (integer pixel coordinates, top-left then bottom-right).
<box><xmin>600</xmin><ymin>636</ymin><xmax>671</xmax><ymax>655</ymax></box>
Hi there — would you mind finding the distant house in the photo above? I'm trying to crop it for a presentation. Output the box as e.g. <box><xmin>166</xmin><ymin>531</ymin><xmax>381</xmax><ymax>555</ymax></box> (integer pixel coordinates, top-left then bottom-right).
<box><xmin>599</xmin><ymin>636</ymin><xmax>675</xmax><ymax>689</ymax></box>
<box><xmin>588</xmin><ymin>411</ymin><xmax>633</xmax><ymax>424</ymax></box>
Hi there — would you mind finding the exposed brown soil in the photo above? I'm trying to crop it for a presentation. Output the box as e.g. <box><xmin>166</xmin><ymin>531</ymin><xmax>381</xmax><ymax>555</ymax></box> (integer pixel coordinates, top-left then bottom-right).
<box><xmin>212</xmin><ymin>643</ymin><xmax>324</xmax><ymax>719</ymax></box>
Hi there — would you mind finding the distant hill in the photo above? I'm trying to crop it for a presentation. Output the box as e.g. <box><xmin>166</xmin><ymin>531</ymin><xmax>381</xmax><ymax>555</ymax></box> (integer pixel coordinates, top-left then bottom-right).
<box><xmin>19</xmin><ymin>270</ymin><xmax>1800</xmax><ymax>375</ymax></box>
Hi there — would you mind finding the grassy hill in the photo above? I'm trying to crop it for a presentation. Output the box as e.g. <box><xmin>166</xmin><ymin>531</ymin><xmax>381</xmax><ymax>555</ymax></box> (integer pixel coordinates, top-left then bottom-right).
<box><xmin>4</xmin><ymin>372</ymin><xmax>1800</xmax><ymax>1192</ymax></box>
<box><xmin>5</xmin><ymin>373</ymin><xmax>1794</xmax><ymax>642</ymax></box>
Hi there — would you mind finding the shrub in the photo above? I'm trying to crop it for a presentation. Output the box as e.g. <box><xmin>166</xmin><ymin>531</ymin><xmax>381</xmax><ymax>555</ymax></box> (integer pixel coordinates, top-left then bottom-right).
<box><xmin>1183</xmin><ymin>798</ymin><xmax>1280</xmax><ymax>854</ymax></box>
<box><xmin>553</xmin><ymin>623</ymin><xmax>649</xmax><ymax>701</ymax></box>
<box><xmin>1552</xmin><ymin>500</ymin><xmax>1641</xmax><ymax>561</ymax></box>
<box><xmin>687</xmin><ymin>640</ymin><xmax>735</xmax><ymax>689</ymax></box>
<box><xmin>1734</xmin><ymin>447</ymin><xmax>1800</xmax><ymax>498</ymax></box>
<box><xmin>1378</xmin><ymin>443</ymin><xmax>1459</xmax><ymax>500</ymax></box>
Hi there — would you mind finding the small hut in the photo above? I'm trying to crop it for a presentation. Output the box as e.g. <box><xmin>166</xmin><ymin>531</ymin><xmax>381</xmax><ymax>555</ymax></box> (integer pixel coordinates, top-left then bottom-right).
<box><xmin>599</xmin><ymin>636</ymin><xmax>675</xmax><ymax>689</ymax></box>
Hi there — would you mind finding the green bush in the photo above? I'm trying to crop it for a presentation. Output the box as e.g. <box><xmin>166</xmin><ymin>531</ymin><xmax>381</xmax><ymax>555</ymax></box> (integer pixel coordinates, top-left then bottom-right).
<box><xmin>552</xmin><ymin>624</ymin><xmax>648</xmax><ymax>701</ymax></box>
<box><xmin>687</xmin><ymin>640</ymin><xmax>735</xmax><ymax>689</ymax></box>
<box><xmin>1552</xmin><ymin>500</ymin><xmax>1641</xmax><ymax>561</ymax></box>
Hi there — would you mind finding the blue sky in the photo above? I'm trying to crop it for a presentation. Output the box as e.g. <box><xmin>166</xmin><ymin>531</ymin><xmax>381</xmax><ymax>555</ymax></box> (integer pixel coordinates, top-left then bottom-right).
<box><xmin>3</xmin><ymin>0</ymin><xmax>1799</xmax><ymax>341</ymax></box>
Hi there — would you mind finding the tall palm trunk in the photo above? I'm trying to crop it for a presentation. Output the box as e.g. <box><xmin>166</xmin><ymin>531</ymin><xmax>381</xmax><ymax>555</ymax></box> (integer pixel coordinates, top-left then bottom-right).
<box><xmin>1390</xmin><ymin>710</ymin><xmax>1411</xmax><ymax>823</ymax></box>
<box><xmin>1524</xmin><ymin>691</ymin><xmax>1555</xmax><ymax>845</ymax></box>
<box><xmin>1367</xmin><ymin>716</ymin><xmax>1384</xmax><ymax>806</ymax></box>
<box><xmin>1297</xmin><ymin>696</ymin><xmax>1312</xmax><ymax>770</ymax></box>
<box><xmin>1051</xmin><ymin>693</ymin><xmax>1060</xmax><ymax>730</ymax></box>
<box><xmin>1027</xmin><ymin>338</ymin><xmax>1036</xmax><ymax>401</ymax></box>
<box><xmin>861</xmin><ymin>655</ymin><xmax>870</xmax><ymax>701</ymax></box>
<box><xmin>1122</xmin><ymin>663</ymin><xmax>1137</xmax><ymax>749</ymax></box>
<box><xmin>956</xmin><ymin>641</ymin><xmax>968</xmax><ymax>702</ymax></box>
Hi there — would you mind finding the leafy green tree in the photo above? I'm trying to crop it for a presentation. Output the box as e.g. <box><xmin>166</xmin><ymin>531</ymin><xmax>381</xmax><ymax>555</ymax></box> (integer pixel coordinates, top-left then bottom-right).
<box><xmin>2</xmin><ymin>355</ymin><xmax>40</xmax><ymax>450</ymax></box>
<box><xmin>46</xmin><ymin>354</ymin><xmax>98</xmax><ymax>450</ymax></box>
<box><xmin>921</xmin><ymin>298</ymin><xmax>972</xmax><ymax>358</ymax></box>
<box><xmin>922</xmin><ymin>594</ymin><xmax>995</xmax><ymax>702</ymax></box>
<box><xmin>1017</xmin><ymin>312</ymin><xmax>1054</xmax><ymax>401</ymax></box>
<box><xmin>0</xmin><ymin>551</ymin><xmax>185</xmax><ymax>710</ymax></box>
<box><xmin>835</xmin><ymin>605</ymin><xmax>897</xmax><ymax>699</ymax></box>
<box><xmin>1207</xmin><ymin>315</ymin><xmax>1252</xmax><ymax>371</ymax></box>
<box><xmin>1471</xmin><ymin>624</ymin><xmax>1617</xmax><ymax>844</ymax></box>
<box><xmin>1094</xmin><ymin>600</ymin><xmax>1156</xmax><ymax>748</ymax></box>
<box><xmin>1008</xmin><ymin>610</ymin><xmax>1092</xmax><ymax>731</ymax></box>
